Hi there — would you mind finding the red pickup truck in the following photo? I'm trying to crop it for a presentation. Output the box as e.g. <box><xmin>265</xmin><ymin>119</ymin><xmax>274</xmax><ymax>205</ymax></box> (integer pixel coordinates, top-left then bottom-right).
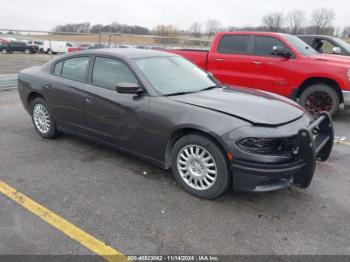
<box><xmin>168</xmin><ymin>32</ymin><xmax>350</xmax><ymax>116</ymax></box>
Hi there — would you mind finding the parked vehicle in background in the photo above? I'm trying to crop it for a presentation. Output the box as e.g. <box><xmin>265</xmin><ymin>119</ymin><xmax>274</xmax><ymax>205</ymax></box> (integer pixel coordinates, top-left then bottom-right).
<box><xmin>167</xmin><ymin>32</ymin><xmax>350</xmax><ymax>116</ymax></box>
<box><xmin>42</xmin><ymin>40</ymin><xmax>80</xmax><ymax>54</ymax></box>
<box><xmin>298</xmin><ymin>35</ymin><xmax>350</xmax><ymax>56</ymax></box>
<box><xmin>87</xmin><ymin>43</ymin><xmax>108</xmax><ymax>49</ymax></box>
<box><xmin>78</xmin><ymin>43</ymin><xmax>94</xmax><ymax>50</ymax></box>
<box><xmin>0</xmin><ymin>41</ymin><xmax>37</xmax><ymax>54</ymax></box>
<box><xmin>0</xmin><ymin>38</ymin><xmax>10</xmax><ymax>44</ymax></box>
<box><xmin>18</xmin><ymin>49</ymin><xmax>334</xmax><ymax>199</ymax></box>
<box><xmin>24</xmin><ymin>40</ymin><xmax>44</xmax><ymax>53</ymax></box>
<box><xmin>118</xmin><ymin>44</ymin><xmax>134</xmax><ymax>48</ymax></box>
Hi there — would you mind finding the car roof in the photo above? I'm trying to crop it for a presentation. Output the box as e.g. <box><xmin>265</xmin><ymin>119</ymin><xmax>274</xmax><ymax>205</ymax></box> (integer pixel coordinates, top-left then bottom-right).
<box><xmin>297</xmin><ymin>35</ymin><xmax>335</xmax><ymax>39</ymax></box>
<box><xmin>215</xmin><ymin>31</ymin><xmax>288</xmax><ymax>37</ymax></box>
<box><xmin>76</xmin><ymin>48</ymin><xmax>176</xmax><ymax>59</ymax></box>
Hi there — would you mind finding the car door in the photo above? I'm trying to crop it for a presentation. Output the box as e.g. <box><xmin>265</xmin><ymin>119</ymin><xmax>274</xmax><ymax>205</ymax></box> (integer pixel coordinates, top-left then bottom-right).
<box><xmin>207</xmin><ymin>35</ymin><xmax>255</xmax><ymax>87</ymax></box>
<box><xmin>44</xmin><ymin>56</ymin><xmax>91</xmax><ymax>131</ymax></box>
<box><xmin>250</xmin><ymin>35</ymin><xmax>297</xmax><ymax>96</ymax></box>
<box><xmin>83</xmin><ymin>56</ymin><xmax>150</xmax><ymax>155</ymax></box>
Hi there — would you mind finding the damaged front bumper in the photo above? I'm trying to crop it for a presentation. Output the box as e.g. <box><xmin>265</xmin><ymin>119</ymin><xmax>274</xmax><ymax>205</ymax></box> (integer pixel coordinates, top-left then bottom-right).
<box><xmin>229</xmin><ymin>112</ymin><xmax>334</xmax><ymax>192</ymax></box>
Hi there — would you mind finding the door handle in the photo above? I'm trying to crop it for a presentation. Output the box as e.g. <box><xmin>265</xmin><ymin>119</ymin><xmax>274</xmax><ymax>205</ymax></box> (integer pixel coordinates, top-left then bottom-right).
<box><xmin>215</xmin><ymin>58</ymin><xmax>224</xmax><ymax>62</ymax></box>
<box><xmin>43</xmin><ymin>83</ymin><xmax>52</xmax><ymax>89</ymax></box>
<box><xmin>252</xmin><ymin>61</ymin><xmax>262</xmax><ymax>65</ymax></box>
<box><xmin>85</xmin><ymin>96</ymin><xmax>95</xmax><ymax>103</ymax></box>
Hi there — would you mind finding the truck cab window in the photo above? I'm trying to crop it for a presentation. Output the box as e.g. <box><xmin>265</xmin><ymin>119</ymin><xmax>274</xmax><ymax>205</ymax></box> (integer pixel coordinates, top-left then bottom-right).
<box><xmin>254</xmin><ymin>36</ymin><xmax>291</xmax><ymax>57</ymax></box>
<box><xmin>218</xmin><ymin>35</ymin><xmax>250</xmax><ymax>54</ymax></box>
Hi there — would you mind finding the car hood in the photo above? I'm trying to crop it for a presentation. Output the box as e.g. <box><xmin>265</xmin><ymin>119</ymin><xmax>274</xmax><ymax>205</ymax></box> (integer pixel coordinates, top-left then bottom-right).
<box><xmin>169</xmin><ymin>86</ymin><xmax>305</xmax><ymax>126</ymax></box>
<box><xmin>310</xmin><ymin>54</ymin><xmax>350</xmax><ymax>65</ymax></box>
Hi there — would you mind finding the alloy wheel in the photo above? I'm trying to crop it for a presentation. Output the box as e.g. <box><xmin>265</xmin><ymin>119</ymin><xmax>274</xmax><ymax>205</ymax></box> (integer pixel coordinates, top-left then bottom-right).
<box><xmin>305</xmin><ymin>91</ymin><xmax>333</xmax><ymax>115</ymax></box>
<box><xmin>33</xmin><ymin>103</ymin><xmax>51</xmax><ymax>134</ymax></box>
<box><xmin>177</xmin><ymin>145</ymin><xmax>217</xmax><ymax>191</ymax></box>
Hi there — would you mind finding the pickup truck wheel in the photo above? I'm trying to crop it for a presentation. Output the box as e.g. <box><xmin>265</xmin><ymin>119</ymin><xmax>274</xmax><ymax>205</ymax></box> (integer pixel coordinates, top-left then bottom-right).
<box><xmin>24</xmin><ymin>49</ymin><xmax>31</xmax><ymax>54</ymax></box>
<box><xmin>171</xmin><ymin>134</ymin><xmax>230</xmax><ymax>199</ymax></box>
<box><xmin>30</xmin><ymin>97</ymin><xmax>59</xmax><ymax>139</ymax></box>
<box><xmin>2</xmin><ymin>49</ymin><xmax>8</xmax><ymax>54</ymax></box>
<box><xmin>299</xmin><ymin>84</ymin><xmax>339</xmax><ymax>117</ymax></box>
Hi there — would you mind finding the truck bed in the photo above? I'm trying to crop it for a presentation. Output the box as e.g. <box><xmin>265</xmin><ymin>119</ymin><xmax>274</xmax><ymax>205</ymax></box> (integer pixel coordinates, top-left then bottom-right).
<box><xmin>166</xmin><ymin>49</ymin><xmax>209</xmax><ymax>70</ymax></box>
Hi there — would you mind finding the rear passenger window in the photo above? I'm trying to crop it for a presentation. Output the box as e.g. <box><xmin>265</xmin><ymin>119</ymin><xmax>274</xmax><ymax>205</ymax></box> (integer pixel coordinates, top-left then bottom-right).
<box><xmin>255</xmin><ymin>36</ymin><xmax>291</xmax><ymax>57</ymax></box>
<box><xmin>218</xmin><ymin>35</ymin><xmax>250</xmax><ymax>54</ymax></box>
<box><xmin>61</xmin><ymin>57</ymin><xmax>89</xmax><ymax>82</ymax></box>
<box><xmin>53</xmin><ymin>61</ymin><xmax>63</xmax><ymax>76</ymax></box>
<box><xmin>92</xmin><ymin>57</ymin><xmax>138</xmax><ymax>90</ymax></box>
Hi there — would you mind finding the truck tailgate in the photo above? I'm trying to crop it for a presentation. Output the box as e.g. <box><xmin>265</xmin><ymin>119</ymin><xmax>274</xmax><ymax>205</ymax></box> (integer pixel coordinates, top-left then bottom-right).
<box><xmin>166</xmin><ymin>49</ymin><xmax>209</xmax><ymax>70</ymax></box>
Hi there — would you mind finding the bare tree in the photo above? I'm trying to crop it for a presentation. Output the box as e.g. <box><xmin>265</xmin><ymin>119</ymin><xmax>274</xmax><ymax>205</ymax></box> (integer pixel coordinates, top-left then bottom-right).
<box><xmin>310</xmin><ymin>8</ymin><xmax>336</xmax><ymax>34</ymax></box>
<box><xmin>286</xmin><ymin>10</ymin><xmax>306</xmax><ymax>34</ymax></box>
<box><xmin>189</xmin><ymin>22</ymin><xmax>202</xmax><ymax>38</ymax></box>
<box><xmin>262</xmin><ymin>12</ymin><xmax>284</xmax><ymax>32</ymax></box>
<box><xmin>342</xmin><ymin>27</ymin><xmax>350</xmax><ymax>38</ymax></box>
<box><xmin>206</xmin><ymin>19</ymin><xmax>221</xmax><ymax>38</ymax></box>
<box><xmin>152</xmin><ymin>24</ymin><xmax>179</xmax><ymax>45</ymax></box>
<box><xmin>89</xmin><ymin>24</ymin><xmax>104</xmax><ymax>33</ymax></box>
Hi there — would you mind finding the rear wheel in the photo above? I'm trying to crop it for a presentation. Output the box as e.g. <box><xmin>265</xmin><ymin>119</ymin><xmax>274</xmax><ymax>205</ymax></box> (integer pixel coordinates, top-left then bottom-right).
<box><xmin>2</xmin><ymin>49</ymin><xmax>8</xmax><ymax>54</ymax></box>
<box><xmin>24</xmin><ymin>48</ymin><xmax>31</xmax><ymax>54</ymax></box>
<box><xmin>171</xmin><ymin>134</ymin><xmax>230</xmax><ymax>199</ymax></box>
<box><xmin>30</xmin><ymin>97</ymin><xmax>59</xmax><ymax>139</ymax></box>
<box><xmin>299</xmin><ymin>84</ymin><xmax>340</xmax><ymax>117</ymax></box>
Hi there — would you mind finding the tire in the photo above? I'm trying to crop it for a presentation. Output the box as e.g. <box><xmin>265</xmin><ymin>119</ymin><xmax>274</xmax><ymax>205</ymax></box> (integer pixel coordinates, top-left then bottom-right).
<box><xmin>171</xmin><ymin>134</ymin><xmax>230</xmax><ymax>199</ymax></box>
<box><xmin>2</xmin><ymin>49</ymin><xmax>8</xmax><ymax>54</ymax></box>
<box><xmin>47</xmin><ymin>49</ymin><xmax>53</xmax><ymax>55</ymax></box>
<box><xmin>24</xmin><ymin>49</ymin><xmax>31</xmax><ymax>54</ymax></box>
<box><xmin>30</xmin><ymin>97</ymin><xmax>59</xmax><ymax>139</ymax></box>
<box><xmin>299</xmin><ymin>84</ymin><xmax>340</xmax><ymax>117</ymax></box>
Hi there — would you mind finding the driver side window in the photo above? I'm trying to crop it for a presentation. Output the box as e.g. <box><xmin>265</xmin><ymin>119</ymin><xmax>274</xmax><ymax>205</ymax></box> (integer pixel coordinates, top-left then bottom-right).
<box><xmin>254</xmin><ymin>36</ymin><xmax>292</xmax><ymax>57</ymax></box>
<box><xmin>92</xmin><ymin>57</ymin><xmax>138</xmax><ymax>90</ymax></box>
<box><xmin>320</xmin><ymin>40</ymin><xmax>337</xmax><ymax>54</ymax></box>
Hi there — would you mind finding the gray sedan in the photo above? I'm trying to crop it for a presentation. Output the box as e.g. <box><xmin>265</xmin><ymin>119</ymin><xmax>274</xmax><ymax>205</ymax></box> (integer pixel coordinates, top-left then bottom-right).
<box><xmin>18</xmin><ymin>49</ymin><xmax>334</xmax><ymax>199</ymax></box>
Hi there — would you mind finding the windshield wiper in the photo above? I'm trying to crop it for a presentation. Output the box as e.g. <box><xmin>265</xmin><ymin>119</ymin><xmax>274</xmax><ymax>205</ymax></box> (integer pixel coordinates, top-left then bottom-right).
<box><xmin>165</xmin><ymin>91</ymin><xmax>198</xmax><ymax>96</ymax></box>
<box><xmin>199</xmin><ymin>84</ymin><xmax>224</xmax><ymax>92</ymax></box>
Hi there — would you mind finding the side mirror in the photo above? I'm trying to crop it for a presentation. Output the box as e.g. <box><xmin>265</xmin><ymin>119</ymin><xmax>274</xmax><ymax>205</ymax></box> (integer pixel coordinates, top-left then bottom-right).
<box><xmin>115</xmin><ymin>82</ymin><xmax>143</xmax><ymax>94</ymax></box>
<box><xmin>332</xmin><ymin>47</ymin><xmax>342</xmax><ymax>55</ymax></box>
<box><xmin>272</xmin><ymin>46</ymin><xmax>292</xmax><ymax>58</ymax></box>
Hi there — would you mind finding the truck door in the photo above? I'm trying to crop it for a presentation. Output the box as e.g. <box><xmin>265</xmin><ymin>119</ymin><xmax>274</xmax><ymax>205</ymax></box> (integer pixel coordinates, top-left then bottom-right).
<box><xmin>250</xmin><ymin>36</ymin><xmax>297</xmax><ymax>96</ymax></box>
<box><xmin>207</xmin><ymin>35</ymin><xmax>255</xmax><ymax>88</ymax></box>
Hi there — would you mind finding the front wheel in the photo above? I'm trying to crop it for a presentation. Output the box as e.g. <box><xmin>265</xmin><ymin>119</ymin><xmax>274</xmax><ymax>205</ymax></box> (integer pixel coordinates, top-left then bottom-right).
<box><xmin>2</xmin><ymin>49</ymin><xmax>8</xmax><ymax>54</ymax></box>
<box><xmin>299</xmin><ymin>84</ymin><xmax>340</xmax><ymax>117</ymax></box>
<box><xmin>171</xmin><ymin>134</ymin><xmax>230</xmax><ymax>199</ymax></box>
<box><xmin>24</xmin><ymin>48</ymin><xmax>31</xmax><ymax>54</ymax></box>
<box><xmin>30</xmin><ymin>97</ymin><xmax>59</xmax><ymax>139</ymax></box>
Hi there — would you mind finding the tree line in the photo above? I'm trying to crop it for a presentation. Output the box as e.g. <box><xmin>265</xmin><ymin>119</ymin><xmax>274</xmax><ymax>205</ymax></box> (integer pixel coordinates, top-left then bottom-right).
<box><xmin>187</xmin><ymin>8</ymin><xmax>349</xmax><ymax>38</ymax></box>
<box><xmin>52</xmin><ymin>8</ymin><xmax>350</xmax><ymax>39</ymax></box>
<box><xmin>53</xmin><ymin>22</ymin><xmax>150</xmax><ymax>35</ymax></box>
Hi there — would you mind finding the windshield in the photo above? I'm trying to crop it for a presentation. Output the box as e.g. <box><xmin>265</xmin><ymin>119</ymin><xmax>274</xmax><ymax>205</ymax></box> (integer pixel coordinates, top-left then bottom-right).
<box><xmin>282</xmin><ymin>34</ymin><xmax>318</xmax><ymax>56</ymax></box>
<box><xmin>134</xmin><ymin>56</ymin><xmax>218</xmax><ymax>95</ymax></box>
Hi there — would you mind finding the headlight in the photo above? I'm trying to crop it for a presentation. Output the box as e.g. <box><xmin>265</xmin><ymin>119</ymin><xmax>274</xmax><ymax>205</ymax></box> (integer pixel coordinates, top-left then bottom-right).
<box><xmin>237</xmin><ymin>137</ymin><xmax>298</xmax><ymax>156</ymax></box>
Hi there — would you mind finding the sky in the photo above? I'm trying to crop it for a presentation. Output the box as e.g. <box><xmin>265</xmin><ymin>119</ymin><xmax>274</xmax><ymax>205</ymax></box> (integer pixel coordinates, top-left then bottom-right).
<box><xmin>1</xmin><ymin>0</ymin><xmax>349</xmax><ymax>31</ymax></box>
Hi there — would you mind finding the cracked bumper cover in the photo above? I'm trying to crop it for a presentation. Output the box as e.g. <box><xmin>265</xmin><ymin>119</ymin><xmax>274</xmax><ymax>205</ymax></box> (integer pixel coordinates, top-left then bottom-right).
<box><xmin>228</xmin><ymin>112</ymin><xmax>334</xmax><ymax>192</ymax></box>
